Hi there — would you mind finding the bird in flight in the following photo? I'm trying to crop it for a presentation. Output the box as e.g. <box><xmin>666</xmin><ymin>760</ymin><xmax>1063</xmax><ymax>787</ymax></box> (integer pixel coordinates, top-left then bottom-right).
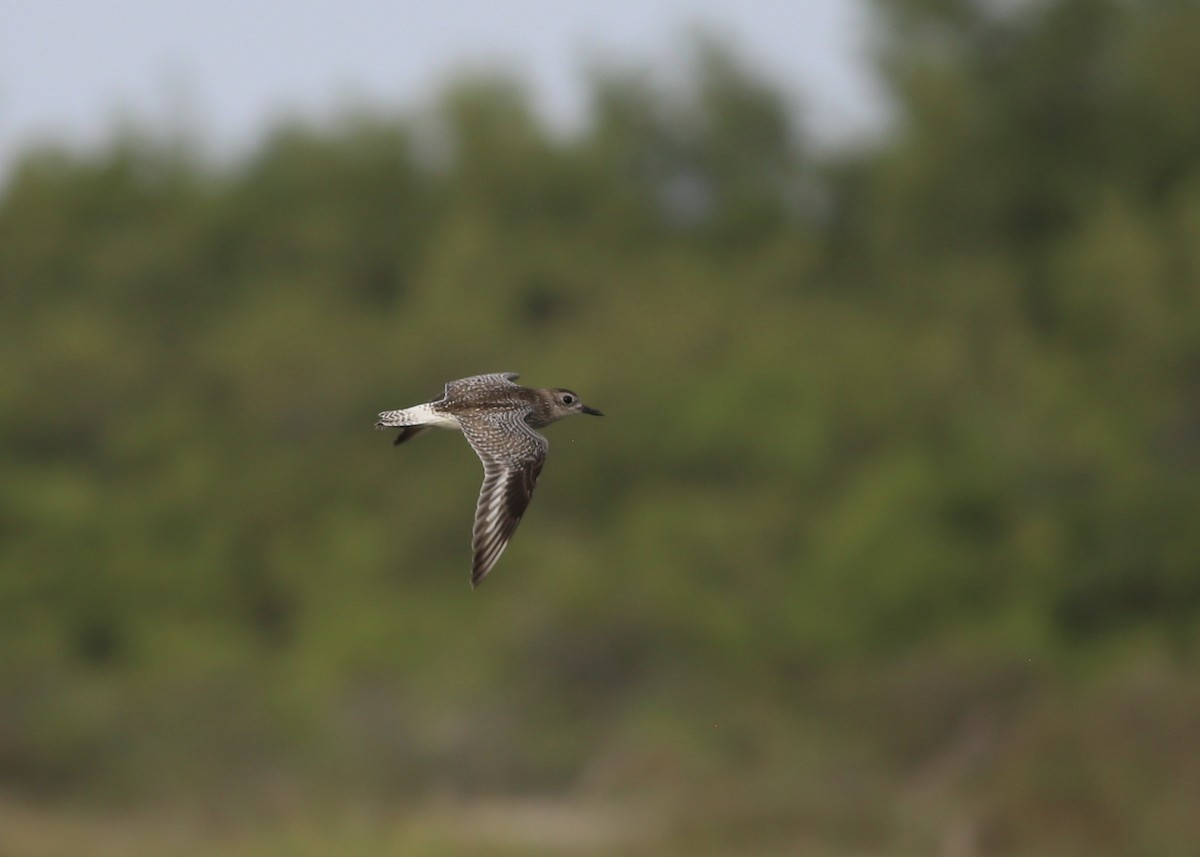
<box><xmin>376</xmin><ymin>372</ymin><xmax>602</xmax><ymax>586</ymax></box>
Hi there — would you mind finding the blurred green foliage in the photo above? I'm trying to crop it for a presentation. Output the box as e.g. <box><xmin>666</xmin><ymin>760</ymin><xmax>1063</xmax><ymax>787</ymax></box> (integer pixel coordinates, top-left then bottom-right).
<box><xmin>2</xmin><ymin>0</ymin><xmax>1200</xmax><ymax>852</ymax></box>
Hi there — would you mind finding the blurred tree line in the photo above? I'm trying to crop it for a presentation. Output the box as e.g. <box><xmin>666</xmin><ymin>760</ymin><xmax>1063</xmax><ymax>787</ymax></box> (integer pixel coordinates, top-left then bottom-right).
<box><xmin>1</xmin><ymin>0</ymin><xmax>1199</xmax><ymax>850</ymax></box>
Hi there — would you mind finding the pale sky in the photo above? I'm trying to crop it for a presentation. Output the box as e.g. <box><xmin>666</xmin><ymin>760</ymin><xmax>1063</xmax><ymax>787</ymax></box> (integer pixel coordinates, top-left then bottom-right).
<box><xmin>0</xmin><ymin>0</ymin><xmax>887</xmax><ymax>175</ymax></box>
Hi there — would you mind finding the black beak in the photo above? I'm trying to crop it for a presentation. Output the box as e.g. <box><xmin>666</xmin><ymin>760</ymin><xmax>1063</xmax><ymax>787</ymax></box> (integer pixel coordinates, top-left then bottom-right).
<box><xmin>581</xmin><ymin>405</ymin><xmax>603</xmax><ymax>416</ymax></box>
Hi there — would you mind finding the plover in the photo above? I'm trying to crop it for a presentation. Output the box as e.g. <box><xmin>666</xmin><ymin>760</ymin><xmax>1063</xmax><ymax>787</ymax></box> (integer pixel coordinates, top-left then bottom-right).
<box><xmin>376</xmin><ymin>372</ymin><xmax>602</xmax><ymax>586</ymax></box>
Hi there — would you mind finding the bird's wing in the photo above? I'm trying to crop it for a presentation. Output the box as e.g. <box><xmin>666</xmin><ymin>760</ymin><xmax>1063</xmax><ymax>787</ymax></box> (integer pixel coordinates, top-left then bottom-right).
<box><xmin>392</xmin><ymin>426</ymin><xmax>429</xmax><ymax>445</ymax></box>
<box><xmin>458</xmin><ymin>410</ymin><xmax>548</xmax><ymax>586</ymax></box>
<box><xmin>443</xmin><ymin>372</ymin><xmax>520</xmax><ymax>399</ymax></box>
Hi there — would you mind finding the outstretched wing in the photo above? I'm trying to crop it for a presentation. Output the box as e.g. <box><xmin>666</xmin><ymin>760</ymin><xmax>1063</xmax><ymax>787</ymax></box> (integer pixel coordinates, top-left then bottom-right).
<box><xmin>458</xmin><ymin>410</ymin><xmax>548</xmax><ymax>586</ymax></box>
<box><xmin>443</xmin><ymin>372</ymin><xmax>520</xmax><ymax>400</ymax></box>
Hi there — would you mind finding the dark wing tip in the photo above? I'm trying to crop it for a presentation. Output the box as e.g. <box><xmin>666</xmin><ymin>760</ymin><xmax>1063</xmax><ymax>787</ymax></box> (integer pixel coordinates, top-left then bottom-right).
<box><xmin>392</xmin><ymin>426</ymin><xmax>427</xmax><ymax>446</ymax></box>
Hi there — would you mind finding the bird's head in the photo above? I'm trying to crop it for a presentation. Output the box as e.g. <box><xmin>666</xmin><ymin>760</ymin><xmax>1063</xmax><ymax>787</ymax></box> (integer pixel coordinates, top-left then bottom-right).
<box><xmin>549</xmin><ymin>388</ymin><xmax>603</xmax><ymax>420</ymax></box>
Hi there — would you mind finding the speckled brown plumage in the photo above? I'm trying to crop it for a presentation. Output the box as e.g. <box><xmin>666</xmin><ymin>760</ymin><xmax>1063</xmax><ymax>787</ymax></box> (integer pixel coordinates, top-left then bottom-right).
<box><xmin>376</xmin><ymin>373</ymin><xmax>602</xmax><ymax>586</ymax></box>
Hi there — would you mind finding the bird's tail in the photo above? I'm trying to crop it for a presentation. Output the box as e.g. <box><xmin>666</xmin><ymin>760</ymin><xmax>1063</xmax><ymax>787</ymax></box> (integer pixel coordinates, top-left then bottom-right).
<box><xmin>375</xmin><ymin>403</ymin><xmax>440</xmax><ymax>428</ymax></box>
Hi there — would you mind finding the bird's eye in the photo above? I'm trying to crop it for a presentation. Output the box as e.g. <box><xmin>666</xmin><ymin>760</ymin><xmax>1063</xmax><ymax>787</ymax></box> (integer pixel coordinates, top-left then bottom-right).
<box><xmin>562</xmin><ymin>394</ymin><xmax>575</xmax><ymax>405</ymax></box>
